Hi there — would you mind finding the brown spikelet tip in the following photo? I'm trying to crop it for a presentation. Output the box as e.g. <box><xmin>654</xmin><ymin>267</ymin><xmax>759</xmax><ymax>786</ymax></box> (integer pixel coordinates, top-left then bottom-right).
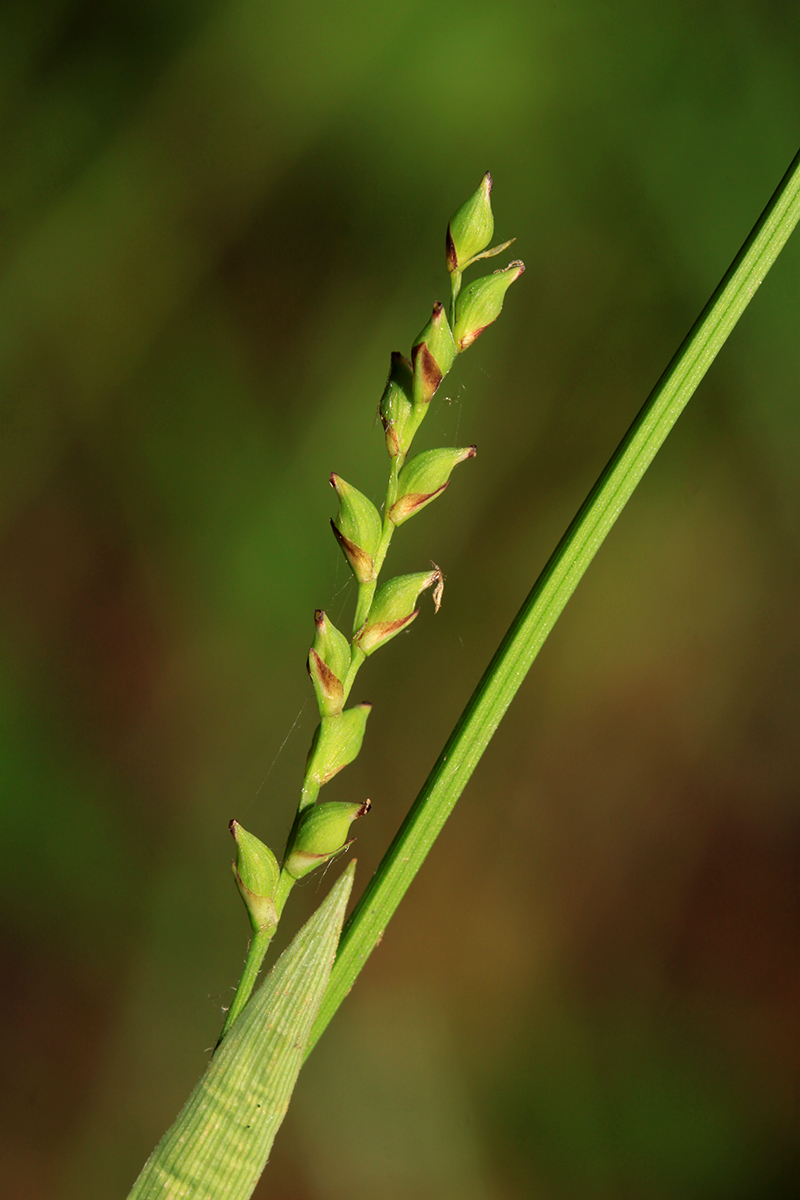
<box><xmin>310</xmin><ymin>650</ymin><xmax>340</xmax><ymax>695</ymax></box>
<box><xmin>329</xmin><ymin>518</ymin><xmax>348</xmax><ymax>546</ymax></box>
<box><xmin>357</xmin><ymin>798</ymin><xmax>372</xmax><ymax>818</ymax></box>
<box><xmin>446</xmin><ymin>226</ymin><xmax>457</xmax><ymax>272</ymax></box>
<box><xmin>430</xmin><ymin>562</ymin><xmax>444</xmax><ymax>613</ymax></box>
<box><xmin>458</xmin><ymin>326</ymin><xmax>486</xmax><ymax>351</ymax></box>
<box><xmin>414</xmin><ymin>342</ymin><xmax>443</xmax><ymax>397</ymax></box>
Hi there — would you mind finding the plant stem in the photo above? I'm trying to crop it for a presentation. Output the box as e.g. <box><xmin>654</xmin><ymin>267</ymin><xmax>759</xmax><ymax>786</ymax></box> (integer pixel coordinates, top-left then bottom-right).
<box><xmin>306</xmin><ymin>144</ymin><xmax>800</xmax><ymax>1057</ymax></box>
<box><xmin>450</xmin><ymin>270</ymin><xmax>462</xmax><ymax>323</ymax></box>
<box><xmin>299</xmin><ymin>782</ymin><xmax>319</xmax><ymax>812</ymax></box>
<box><xmin>217</xmin><ymin>869</ymin><xmax>295</xmax><ymax>1044</ymax></box>
<box><xmin>342</xmin><ymin>646</ymin><xmax>366</xmax><ymax>703</ymax></box>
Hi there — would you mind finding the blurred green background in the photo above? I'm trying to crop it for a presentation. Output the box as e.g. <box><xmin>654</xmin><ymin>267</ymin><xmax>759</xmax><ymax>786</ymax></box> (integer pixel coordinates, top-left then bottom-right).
<box><xmin>2</xmin><ymin>1</ymin><xmax>800</xmax><ymax>1197</ymax></box>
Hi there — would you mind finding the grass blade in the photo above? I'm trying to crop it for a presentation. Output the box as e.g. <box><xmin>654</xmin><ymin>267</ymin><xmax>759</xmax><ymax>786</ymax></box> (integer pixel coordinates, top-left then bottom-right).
<box><xmin>307</xmin><ymin>146</ymin><xmax>800</xmax><ymax>1056</ymax></box>
<box><xmin>128</xmin><ymin>861</ymin><xmax>355</xmax><ymax>1200</ymax></box>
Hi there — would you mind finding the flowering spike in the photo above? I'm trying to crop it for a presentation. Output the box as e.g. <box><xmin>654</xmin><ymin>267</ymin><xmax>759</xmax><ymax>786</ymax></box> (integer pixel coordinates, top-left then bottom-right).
<box><xmin>215</xmin><ymin>177</ymin><xmax>524</xmax><ymax>1056</ymax></box>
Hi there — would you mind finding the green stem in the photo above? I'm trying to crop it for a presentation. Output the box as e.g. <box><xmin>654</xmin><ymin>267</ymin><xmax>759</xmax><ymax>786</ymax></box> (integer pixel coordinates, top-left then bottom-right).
<box><xmin>450</xmin><ymin>270</ymin><xmax>462</xmax><ymax>325</ymax></box>
<box><xmin>342</xmin><ymin>645</ymin><xmax>366</xmax><ymax>704</ymax></box>
<box><xmin>348</xmin><ymin>459</ymin><xmax>401</xmax><ymax>661</ymax></box>
<box><xmin>385</xmin><ymin>458</ymin><xmax>400</xmax><ymax>510</ymax></box>
<box><xmin>299</xmin><ymin>780</ymin><xmax>319</xmax><ymax>813</ymax></box>
<box><xmin>216</xmin><ymin>928</ymin><xmax>272</xmax><ymax>1045</ymax></box>
<box><xmin>306</xmin><ymin>145</ymin><xmax>800</xmax><ymax>1057</ymax></box>
<box><xmin>217</xmin><ymin>870</ymin><xmax>295</xmax><ymax>1045</ymax></box>
<box><xmin>372</xmin><ymin>516</ymin><xmax>395</xmax><ymax>579</ymax></box>
<box><xmin>353</xmin><ymin>580</ymin><xmax>376</xmax><ymax>632</ymax></box>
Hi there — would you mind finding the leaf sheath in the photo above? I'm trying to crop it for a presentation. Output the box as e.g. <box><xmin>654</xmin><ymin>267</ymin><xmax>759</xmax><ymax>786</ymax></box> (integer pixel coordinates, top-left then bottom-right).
<box><xmin>129</xmin><ymin>863</ymin><xmax>355</xmax><ymax>1200</ymax></box>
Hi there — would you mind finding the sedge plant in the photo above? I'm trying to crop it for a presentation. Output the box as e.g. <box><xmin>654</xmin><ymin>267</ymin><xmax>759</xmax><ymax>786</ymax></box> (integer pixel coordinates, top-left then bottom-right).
<box><xmin>216</xmin><ymin>171</ymin><xmax>525</xmax><ymax>1043</ymax></box>
<box><xmin>127</xmin><ymin>155</ymin><xmax>800</xmax><ymax>1199</ymax></box>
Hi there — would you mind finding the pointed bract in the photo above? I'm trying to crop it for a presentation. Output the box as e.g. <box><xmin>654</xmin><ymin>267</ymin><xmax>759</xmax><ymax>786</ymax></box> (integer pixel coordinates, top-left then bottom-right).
<box><xmin>389</xmin><ymin>484</ymin><xmax>448</xmax><ymax>526</ymax></box>
<box><xmin>307</xmin><ymin>648</ymin><xmax>344</xmax><ymax>718</ymax></box>
<box><xmin>307</xmin><ymin>610</ymin><xmax>350</xmax><ymax>717</ymax></box>
<box><xmin>453</xmin><ymin>261</ymin><xmax>525</xmax><ymax>350</ymax></box>
<box><xmin>303</xmin><ymin>703</ymin><xmax>372</xmax><ymax>790</ymax></box>
<box><xmin>230</xmin><ymin>820</ymin><xmax>280</xmax><ymax>933</ymax></box>
<box><xmin>355</xmin><ymin>568</ymin><xmax>441</xmax><ymax>655</ymax></box>
<box><xmin>411</xmin><ymin>303</ymin><xmax>456</xmax><ymax>406</ymax></box>
<box><xmin>312</xmin><ymin>609</ymin><xmax>351</xmax><ymax>681</ymax></box>
<box><xmin>284</xmin><ymin>799</ymin><xmax>371</xmax><ymax>880</ymax></box>
<box><xmin>446</xmin><ymin>171</ymin><xmax>494</xmax><ymax>273</ymax></box>
<box><xmin>379</xmin><ymin>352</ymin><xmax>414</xmax><ymax>460</ymax></box>
<box><xmin>389</xmin><ymin>445</ymin><xmax>476</xmax><ymax>525</ymax></box>
<box><xmin>330</xmin><ymin>474</ymin><xmax>382</xmax><ymax>583</ymax></box>
<box><xmin>330</xmin><ymin>522</ymin><xmax>374</xmax><ymax>584</ymax></box>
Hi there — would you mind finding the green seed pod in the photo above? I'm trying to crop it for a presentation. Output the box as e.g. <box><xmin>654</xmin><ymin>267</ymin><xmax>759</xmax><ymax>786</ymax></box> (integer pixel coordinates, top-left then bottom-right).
<box><xmin>229</xmin><ymin>820</ymin><xmax>280</xmax><ymax>933</ymax></box>
<box><xmin>284</xmin><ymin>798</ymin><xmax>371</xmax><ymax>880</ymax></box>
<box><xmin>389</xmin><ymin>445</ymin><xmax>476</xmax><ymax>526</ymax></box>
<box><xmin>411</xmin><ymin>302</ymin><xmax>456</xmax><ymax>407</ymax></box>
<box><xmin>304</xmin><ymin>702</ymin><xmax>372</xmax><ymax>790</ymax></box>
<box><xmin>453</xmin><ymin>261</ymin><xmax>525</xmax><ymax>351</ymax></box>
<box><xmin>379</xmin><ymin>352</ymin><xmax>414</xmax><ymax>460</ymax></box>
<box><xmin>446</xmin><ymin>171</ymin><xmax>495</xmax><ymax>274</ymax></box>
<box><xmin>355</xmin><ymin>567</ymin><xmax>442</xmax><ymax>655</ymax></box>
<box><xmin>330</xmin><ymin>474</ymin><xmax>383</xmax><ymax>583</ymax></box>
<box><xmin>307</xmin><ymin>610</ymin><xmax>350</xmax><ymax>717</ymax></box>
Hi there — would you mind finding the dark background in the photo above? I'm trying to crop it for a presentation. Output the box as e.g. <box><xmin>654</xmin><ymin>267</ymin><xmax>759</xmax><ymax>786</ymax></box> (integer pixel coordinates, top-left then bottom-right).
<box><xmin>2</xmin><ymin>2</ymin><xmax>799</xmax><ymax>1197</ymax></box>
